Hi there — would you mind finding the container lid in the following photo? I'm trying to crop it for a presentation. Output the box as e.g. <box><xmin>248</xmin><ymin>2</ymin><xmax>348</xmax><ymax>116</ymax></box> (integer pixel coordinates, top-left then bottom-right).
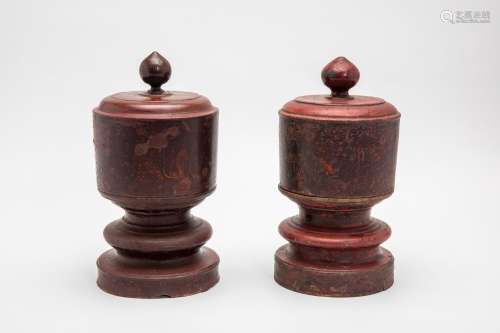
<box><xmin>95</xmin><ymin>52</ymin><xmax>217</xmax><ymax>120</ymax></box>
<box><xmin>280</xmin><ymin>57</ymin><xmax>399</xmax><ymax>121</ymax></box>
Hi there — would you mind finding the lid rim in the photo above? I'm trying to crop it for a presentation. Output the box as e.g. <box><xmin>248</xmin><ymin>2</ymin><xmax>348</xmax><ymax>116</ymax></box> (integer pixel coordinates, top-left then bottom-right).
<box><xmin>94</xmin><ymin>107</ymin><xmax>218</xmax><ymax>120</ymax></box>
<box><xmin>281</xmin><ymin>98</ymin><xmax>399</xmax><ymax>121</ymax></box>
<box><xmin>279</xmin><ymin>109</ymin><xmax>400</xmax><ymax>122</ymax></box>
<box><xmin>294</xmin><ymin>94</ymin><xmax>386</xmax><ymax>107</ymax></box>
<box><xmin>111</xmin><ymin>90</ymin><xmax>201</xmax><ymax>103</ymax></box>
<box><xmin>95</xmin><ymin>90</ymin><xmax>217</xmax><ymax>120</ymax></box>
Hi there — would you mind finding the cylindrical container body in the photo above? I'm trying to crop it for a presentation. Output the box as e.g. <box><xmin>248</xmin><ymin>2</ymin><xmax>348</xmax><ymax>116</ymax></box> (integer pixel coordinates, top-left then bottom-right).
<box><xmin>93</xmin><ymin>91</ymin><xmax>218</xmax><ymax>210</ymax></box>
<box><xmin>279</xmin><ymin>116</ymin><xmax>399</xmax><ymax>198</ymax></box>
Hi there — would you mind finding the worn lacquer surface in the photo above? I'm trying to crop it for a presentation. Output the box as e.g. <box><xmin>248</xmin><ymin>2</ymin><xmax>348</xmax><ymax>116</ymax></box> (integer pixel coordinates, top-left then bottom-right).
<box><xmin>93</xmin><ymin>52</ymin><xmax>220</xmax><ymax>298</ymax></box>
<box><xmin>274</xmin><ymin>57</ymin><xmax>400</xmax><ymax>297</ymax></box>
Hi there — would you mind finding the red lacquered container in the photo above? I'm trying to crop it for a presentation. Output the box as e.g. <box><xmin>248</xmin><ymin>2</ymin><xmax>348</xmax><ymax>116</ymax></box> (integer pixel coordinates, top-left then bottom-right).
<box><xmin>93</xmin><ymin>52</ymin><xmax>219</xmax><ymax>298</ymax></box>
<box><xmin>275</xmin><ymin>57</ymin><xmax>400</xmax><ymax>297</ymax></box>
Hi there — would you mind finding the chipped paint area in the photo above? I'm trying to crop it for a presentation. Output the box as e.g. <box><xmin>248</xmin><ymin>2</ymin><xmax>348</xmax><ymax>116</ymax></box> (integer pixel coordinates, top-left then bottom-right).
<box><xmin>134</xmin><ymin>126</ymin><xmax>180</xmax><ymax>156</ymax></box>
<box><xmin>280</xmin><ymin>117</ymin><xmax>399</xmax><ymax>197</ymax></box>
<box><xmin>94</xmin><ymin>113</ymin><xmax>217</xmax><ymax>198</ymax></box>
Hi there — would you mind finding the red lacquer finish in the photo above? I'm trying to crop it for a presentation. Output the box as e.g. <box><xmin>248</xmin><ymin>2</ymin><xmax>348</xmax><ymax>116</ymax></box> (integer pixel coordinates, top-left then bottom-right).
<box><xmin>93</xmin><ymin>52</ymin><xmax>219</xmax><ymax>298</ymax></box>
<box><xmin>275</xmin><ymin>57</ymin><xmax>400</xmax><ymax>297</ymax></box>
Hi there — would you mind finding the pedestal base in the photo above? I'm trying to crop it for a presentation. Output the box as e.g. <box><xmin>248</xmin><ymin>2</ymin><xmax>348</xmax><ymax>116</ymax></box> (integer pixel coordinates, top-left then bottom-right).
<box><xmin>274</xmin><ymin>245</ymin><xmax>393</xmax><ymax>297</ymax></box>
<box><xmin>97</xmin><ymin>247</ymin><xmax>219</xmax><ymax>298</ymax></box>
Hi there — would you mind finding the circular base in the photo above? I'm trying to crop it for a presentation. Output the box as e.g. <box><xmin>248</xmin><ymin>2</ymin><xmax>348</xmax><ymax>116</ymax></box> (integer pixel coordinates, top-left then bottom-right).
<box><xmin>274</xmin><ymin>245</ymin><xmax>393</xmax><ymax>297</ymax></box>
<box><xmin>97</xmin><ymin>247</ymin><xmax>219</xmax><ymax>298</ymax></box>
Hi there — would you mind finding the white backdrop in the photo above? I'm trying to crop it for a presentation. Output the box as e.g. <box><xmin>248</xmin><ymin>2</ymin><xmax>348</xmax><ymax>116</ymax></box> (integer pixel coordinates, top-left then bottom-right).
<box><xmin>0</xmin><ymin>0</ymin><xmax>499</xmax><ymax>332</ymax></box>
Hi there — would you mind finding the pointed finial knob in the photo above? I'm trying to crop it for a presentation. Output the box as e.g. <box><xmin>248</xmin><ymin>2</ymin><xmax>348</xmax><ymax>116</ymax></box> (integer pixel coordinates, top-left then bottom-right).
<box><xmin>321</xmin><ymin>57</ymin><xmax>360</xmax><ymax>98</ymax></box>
<box><xmin>139</xmin><ymin>51</ymin><xmax>171</xmax><ymax>94</ymax></box>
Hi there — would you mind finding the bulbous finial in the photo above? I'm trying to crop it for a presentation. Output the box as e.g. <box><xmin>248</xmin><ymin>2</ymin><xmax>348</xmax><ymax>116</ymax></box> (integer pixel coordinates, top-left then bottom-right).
<box><xmin>321</xmin><ymin>57</ymin><xmax>360</xmax><ymax>98</ymax></box>
<box><xmin>139</xmin><ymin>51</ymin><xmax>171</xmax><ymax>94</ymax></box>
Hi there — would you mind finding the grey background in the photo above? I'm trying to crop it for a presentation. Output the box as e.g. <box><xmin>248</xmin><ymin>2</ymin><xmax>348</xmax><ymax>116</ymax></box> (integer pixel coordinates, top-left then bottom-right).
<box><xmin>0</xmin><ymin>0</ymin><xmax>498</xmax><ymax>332</ymax></box>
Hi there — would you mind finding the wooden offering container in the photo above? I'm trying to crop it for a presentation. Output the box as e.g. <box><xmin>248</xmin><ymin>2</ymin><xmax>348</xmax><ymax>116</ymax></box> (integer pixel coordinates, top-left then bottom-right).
<box><xmin>275</xmin><ymin>57</ymin><xmax>400</xmax><ymax>297</ymax></box>
<box><xmin>93</xmin><ymin>52</ymin><xmax>219</xmax><ymax>298</ymax></box>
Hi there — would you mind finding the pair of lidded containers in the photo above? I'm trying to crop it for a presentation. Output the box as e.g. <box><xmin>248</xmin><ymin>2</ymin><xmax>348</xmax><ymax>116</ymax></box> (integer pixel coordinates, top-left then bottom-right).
<box><xmin>92</xmin><ymin>52</ymin><xmax>399</xmax><ymax>298</ymax></box>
